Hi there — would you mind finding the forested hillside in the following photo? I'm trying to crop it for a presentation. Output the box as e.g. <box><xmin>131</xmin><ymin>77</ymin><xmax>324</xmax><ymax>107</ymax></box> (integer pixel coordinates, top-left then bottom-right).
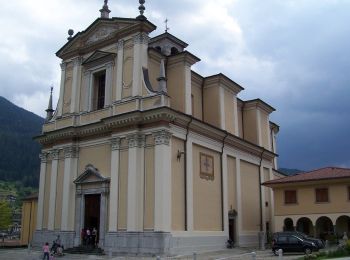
<box><xmin>0</xmin><ymin>96</ymin><xmax>44</xmax><ymax>187</ymax></box>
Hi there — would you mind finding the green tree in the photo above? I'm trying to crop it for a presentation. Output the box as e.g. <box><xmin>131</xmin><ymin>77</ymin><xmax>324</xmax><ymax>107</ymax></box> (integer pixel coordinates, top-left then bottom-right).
<box><xmin>0</xmin><ymin>200</ymin><xmax>12</xmax><ymax>230</ymax></box>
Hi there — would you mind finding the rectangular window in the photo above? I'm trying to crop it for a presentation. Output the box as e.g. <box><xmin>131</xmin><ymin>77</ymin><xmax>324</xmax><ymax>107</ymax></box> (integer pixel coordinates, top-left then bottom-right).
<box><xmin>284</xmin><ymin>190</ymin><xmax>297</xmax><ymax>204</ymax></box>
<box><xmin>93</xmin><ymin>71</ymin><xmax>106</xmax><ymax>110</ymax></box>
<box><xmin>315</xmin><ymin>188</ymin><xmax>329</xmax><ymax>203</ymax></box>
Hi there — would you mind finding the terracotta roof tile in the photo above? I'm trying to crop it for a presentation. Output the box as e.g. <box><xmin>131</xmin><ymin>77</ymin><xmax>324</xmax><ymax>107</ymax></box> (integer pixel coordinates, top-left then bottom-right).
<box><xmin>263</xmin><ymin>167</ymin><xmax>350</xmax><ymax>186</ymax></box>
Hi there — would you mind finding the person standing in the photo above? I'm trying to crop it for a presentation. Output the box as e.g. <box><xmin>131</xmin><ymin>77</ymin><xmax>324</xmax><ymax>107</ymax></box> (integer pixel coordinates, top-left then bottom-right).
<box><xmin>42</xmin><ymin>242</ymin><xmax>50</xmax><ymax>260</ymax></box>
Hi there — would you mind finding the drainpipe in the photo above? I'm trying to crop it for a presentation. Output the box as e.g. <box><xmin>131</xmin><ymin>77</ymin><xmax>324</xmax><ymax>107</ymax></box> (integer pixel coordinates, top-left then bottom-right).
<box><xmin>258</xmin><ymin>149</ymin><xmax>265</xmax><ymax>249</ymax></box>
<box><xmin>184</xmin><ymin>118</ymin><xmax>193</xmax><ymax>231</ymax></box>
<box><xmin>220</xmin><ymin>132</ymin><xmax>229</xmax><ymax>231</ymax></box>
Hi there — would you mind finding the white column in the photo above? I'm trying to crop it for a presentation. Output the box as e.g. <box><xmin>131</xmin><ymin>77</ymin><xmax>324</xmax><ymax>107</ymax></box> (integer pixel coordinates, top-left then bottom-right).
<box><xmin>184</xmin><ymin>65</ymin><xmax>192</xmax><ymax>115</ymax></box>
<box><xmin>57</xmin><ymin>63</ymin><xmax>66</xmax><ymax>117</ymax></box>
<box><xmin>61</xmin><ymin>146</ymin><xmax>79</xmax><ymax>231</ymax></box>
<box><xmin>220</xmin><ymin>87</ymin><xmax>226</xmax><ymax>130</ymax></box>
<box><xmin>127</xmin><ymin>134</ymin><xmax>145</xmax><ymax>231</ymax></box>
<box><xmin>48</xmin><ymin>149</ymin><xmax>59</xmax><ymax>230</ymax></box>
<box><xmin>104</xmin><ymin>63</ymin><xmax>113</xmax><ymax>107</ymax></box>
<box><xmin>88</xmin><ymin>73</ymin><xmax>94</xmax><ymax>112</ymax></box>
<box><xmin>108</xmin><ymin>138</ymin><xmax>120</xmax><ymax>232</ymax></box>
<box><xmin>83</xmin><ymin>71</ymin><xmax>91</xmax><ymax>112</ymax></box>
<box><xmin>116</xmin><ymin>40</ymin><xmax>124</xmax><ymax>101</ymax></box>
<box><xmin>186</xmin><ymin>137</ymin><xmax>194</xmax><ymax>231</ymax></box>
<box><xmin>260</xmin><ymin>165</ymin><xmax>266</xmax><ymax>233</ymax></box>
<box><xmin>233</xmin><ymin>96</ymin><xmax>239</xmax><ymax>136</ymax></box>
<box><xmin>222</xmin><ymin>152</ymin><xmax>229</xmax><ymax>235</ymax></box>
<box><xmin>70</xmin><ymin>57</ymin><xmax>82</xmax><ymax>113</ymax></box>
<box><xmin>132</xmin><ymin>33</ymin><xmax>149</xmax><ymax>97</ymax></box>
<box><xmin>268</xmin><ymin>167</ymin><xmax>275</xmax><ymax>232</ymax></box>
<box><xmin>154</xmin><ymin>130</ymin><xmax>172</xmax><ymax>232</ymax></box>
<box><xmin>235</xmin><ymin>158</ymin><xmax>242</xmax><ymax>245</ymax></box>
<box><xmin>36</xmin><ymin>153</ymin><xmax>47</xmax><ymax>230</ymax></box>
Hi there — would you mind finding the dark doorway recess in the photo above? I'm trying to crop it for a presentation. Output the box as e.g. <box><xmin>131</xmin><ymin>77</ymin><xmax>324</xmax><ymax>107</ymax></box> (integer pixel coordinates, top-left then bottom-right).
<box><xmin>84</xmin><ymin>194</ymin><xmax>101</xmax><ymax>242</ymax></box>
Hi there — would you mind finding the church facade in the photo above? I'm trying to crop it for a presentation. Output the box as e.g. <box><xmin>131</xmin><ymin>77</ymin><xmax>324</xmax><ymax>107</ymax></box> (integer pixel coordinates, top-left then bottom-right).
<box><xmin>33</xmin><ymin>1</ymin><xmax>281</xmax><ymax>255</ymax></box>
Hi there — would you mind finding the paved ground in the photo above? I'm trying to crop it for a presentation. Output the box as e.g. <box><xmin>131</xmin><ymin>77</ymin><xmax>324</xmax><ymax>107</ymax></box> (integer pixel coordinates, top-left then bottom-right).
<box><xmin>0</xmin><ymin>248</ymin><xmax>304</xmax><ymax>260</ymax></box>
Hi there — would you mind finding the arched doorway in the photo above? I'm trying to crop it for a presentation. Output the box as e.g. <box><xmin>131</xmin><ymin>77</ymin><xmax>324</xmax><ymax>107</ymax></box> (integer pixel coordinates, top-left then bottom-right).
<box><xmin>296</xmin><ymin>217</ymin><xmax>314</xmax><ymax>236</ymax></box>
<box><xmin>335</xmin><ymin>215</ymin><xmax>350</xmax><ymax>238</ymax></box>
<box><xmin>284</xmin><ymin>218</ymin><xmax>294</xmax><ymax>231</ymax></box>
<box><xmin>316</xmin><ymin>216</ymin><xmax>333</xmax><ymax>240</ymax></box>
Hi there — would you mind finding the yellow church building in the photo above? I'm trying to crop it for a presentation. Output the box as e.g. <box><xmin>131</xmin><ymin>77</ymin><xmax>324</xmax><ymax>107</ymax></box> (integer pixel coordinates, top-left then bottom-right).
<box><xmin>32</xmin><ymin>1</ymin><xmax>281</xmax><ymax>255</ymax></box>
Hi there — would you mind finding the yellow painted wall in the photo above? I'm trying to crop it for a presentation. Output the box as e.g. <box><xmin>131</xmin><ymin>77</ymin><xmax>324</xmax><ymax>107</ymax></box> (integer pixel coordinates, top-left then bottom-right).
<box><xmin>191</xmin><ymin>79</ymin><xmax>203</xmax><ymax>120</ymax></box>
<box><xmin>274</xmin><ymin>182</ymin><xmax>350</xmax><ymax>216</ymax></box>
<box><xmin>63</xmin><ymin>63</ymin><xmax>73</xmax><ymax>114</ymax></box>
<box><xmin>237</xmin><ymin>104</ymin><xmax>243</xmax><ymax>138</ymax></box>
<box><xmin>227</xmin><ymin>156</ymin><xmax>237</xmax><ymax>211</ymax></box>
<box><xmin>243</xmin><ymin>109</ymin><xmax>258</xmax><ymax>145</ymax></box>
<box><xmin>224</xmin><ymin>90</ymin><xmax>235</xmax><ymax>134</ymax></box>
<box><xmin>203</xmin><ymin>86</ymin><xmax>220</xmax><ymax>128</ymax></box>
<box><xmin>78</xmin><ymin>144</ymin><xmax>111</xmax><ymax>178</ymax></box>
<box><xmin>167</xmin><ymin>63</ymin><xmax>186</xmax><ymax>113</ymax></box>
<box><xmin>260</xmin><ymin>111</ymin><xmax>269</xmax><ymax>150</ymax></box>
<box><xmin>171</xmin><ymin>137</ymin><xmax>186</xmax><ymax>231</ymax></box>
<box><xmin>118</xmin><ymin>139</ymin><xmax>128</xmax><ymax>230</ymax></box>
<box><xmin>193</xmin><ymin>144</ymin><xmax>222</xmax><ymax>231</ymax></box>
<box><xmin>148</xmin><ymin>56</ymin><xmax>161</xmax><ymax>92</ymax></box>
<box><xmin>54</xmin><ymin>156</ymin><xmax>64</xmax><ymax>229</ymax></box>
<box><xmin>144</xmin><ymin>142</ymin><xmax>155</xmax><ymax>230</ymax></box>
<box><xmin>241</xmin><ymin>160</ymin><xmax>260</xmax><ymax>231</ymax></box>
<box><xmin>122</xmin><ymin>46</ymin><xmax>133</xmax><ymax>98</ymax></box>
<box><xmin>43</xmin><ymin>161</ymin><xmax>52</xmax><ymax>229</ymax></box>
<box><xmin>20</xmin><ymin>199</ymin><xmax>37</xmax><ymax>245</ymax></box>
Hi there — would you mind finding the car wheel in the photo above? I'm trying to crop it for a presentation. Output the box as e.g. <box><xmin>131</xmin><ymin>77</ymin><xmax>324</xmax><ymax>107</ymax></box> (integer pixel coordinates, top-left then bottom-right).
<box><xmin>304</xmin><ymin>247</ymin><xmax>312</xmax><ymax>255</ymax></box>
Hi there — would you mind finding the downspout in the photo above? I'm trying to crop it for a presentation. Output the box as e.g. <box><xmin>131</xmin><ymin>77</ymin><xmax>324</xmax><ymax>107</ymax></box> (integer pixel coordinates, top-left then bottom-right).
<box><xmin>184</xmin><ymin>117</ymin><xmax>193</xmax><ymax>231</ymax></box>
<box><xmin>220</xmin><ymin>131</ymin><xmax>229</xmax><ymax>231</ymax></box>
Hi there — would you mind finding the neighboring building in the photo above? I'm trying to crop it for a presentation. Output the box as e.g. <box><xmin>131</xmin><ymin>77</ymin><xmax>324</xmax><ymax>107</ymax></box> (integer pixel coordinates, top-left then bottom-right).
<box><xmin>33</xmin><ymin>1</ymin><xmax>280</xmax><ymax>255</ymax></box>
<box><xmin>263</xmin><ymin>167</ymin><xmax>350</xmax><ymax>240</ymax></box>
<box><xmin>20</xmin><ymin>193</ymin><xmax>37</xmax><ymax>245</ymax></box>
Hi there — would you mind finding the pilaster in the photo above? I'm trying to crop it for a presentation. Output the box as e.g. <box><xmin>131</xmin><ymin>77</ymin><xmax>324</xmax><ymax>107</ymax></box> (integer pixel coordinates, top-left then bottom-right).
<box><xmin>83</xmin><ymin>71</ymin><xmax>92</xmax><ymax>112</ymax></box>
<box><xmin>36</xmin><ymin>152</ymin><xmax>48</xmax><ymax>230</ymax></box>
<box><xmin>132</xmin><ymin>33</ymin><xmax>149</xmax><ymax>96</ymax></box>
<box><xmin>235</xmin><ymin>158</ymin><xmax>242</xmax><ymax>245</ymax></box>
<box><xmin>61</xmin><ymin>145</ymin><xmax>79</xmax><ymax>231</ymax></box>
<box><xmin>257</xmin><ymin>109</ymin><xmax>262</xmax><ymax>147</ymax></box>
<box><xmin>70</xmin><ymin>57</ymin><xmax>82</xmax><ymax>113</ymax></box>
<box><xmin>57</xmin><ymin>63</ymin><xmax>66</xmax><ymax>117</ymax></box>
<box><xmin>153</xmin><ymin>130</ymin><xmax>172</xmax><ymax>232</ymax></box>
<box><xmin>219</xmin><ymin>87</ymin><xmax>226</xmax><ymax>130</ymax></box>
<box><xmin>233</xmin><ymin>96</ymin><xmax>239</xmax><ymax>136</ymax></box>
<box><xmin>104</xmin><ymin>62</ymin><xmax>113</xmax><ymax>107</ymax></box>
<box><xmin>268</xmin><ymin>168</ymin><xmax>275</xmax><ymax>232</ymax></box>
<box><xmin>186</xmin><ymin>137</ymin><xmax>194</xmax><ymax>231</ymax></box>
<box><xmin>116</xmin><ymin>40</ymin><xmax>124</xmax><ymax>101</ymax></box>
<box><xmin>184</xmin><ymin>65</ymin><xmax>192</xmax><ymax>115</ymax></box>
<box><xmin>109</xmin><ymin>138</ymin><xmax>120</xmax><ymax>232</ymax></box>
<box><xmin>48</xmin><ymin>149</ymin><xmax>59</xmax><ymax>230</ymax></box>
<box><xmin>260</xmin><ymin>166</ymin><xmax>266</xmax><ymax>234</ymax></box>
<box><xmin>127</xmin><ymin>133</ymin><xmax>145</xmax><ymax>231</ymax></box>
<box><xmin>222</xmin><ymin>152</ymin><xmax>229</xmax><ymax>235</ymax></box>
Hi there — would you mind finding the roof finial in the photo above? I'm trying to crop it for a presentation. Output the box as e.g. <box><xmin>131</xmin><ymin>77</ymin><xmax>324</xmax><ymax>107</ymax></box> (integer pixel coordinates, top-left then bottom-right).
<box><xmin>100</xmin><ymin>0</ymin><xmax>111</xmax><ymax>19</ymax></box>
<box><xmin>136</xmin><ymin>0</ymin><xmax>146</xmax><ymax>20</ymax></box>
<box><xmin>46</xmin><ymin>86</ymin><xmax>54</xmax><ymax>121</ymax></box>
<box><xmin>165</xmin><ymin>18</ymin><xmax>170</xmax><ymax>33</ymax></box>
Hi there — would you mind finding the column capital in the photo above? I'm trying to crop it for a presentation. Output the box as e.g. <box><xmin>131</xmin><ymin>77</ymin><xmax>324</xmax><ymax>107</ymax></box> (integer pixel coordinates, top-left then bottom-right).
<box><xmin>111</xmin><ymin>137</ymin><xmax>121</xmax><ymax>150</ymax></box>
<box><xmin>64</xmin><ymin>145</ymin><xmax>79</xmax><ymax>158</ymax></box>
<box><xmin>39</xmin><ymin>152</ymin><xmax>48</xmax><ymax>163</ymax></box>
<box><xmin>60</xmin><ymin>62</ymin><xmax>67</xmax><ymax>71</ymax></box>
<box><xmin>127</xmin><ymin>133</ymin><xmax>146</xmax><ymax>148</ymax></box>
<box><xmin>72</xmin><ymin>56</ymin><xmax>83</xmax><ymax>67</ymax></box>
<box><xmin>50</xmin><ymin>149</ymin><xmax>60</xmax><ymax>160</ymax></box>
<box><xmin>133</xmin><ymin>32</ymin><xmax>149</xmax><ymax>45</ymax></box>
<box><xmin>153</xmin><ymin>130</ymin><xmax>172</xmax><ymax>145</ymax></box>
<box><xmin>117</xmin><ymin>39</ymin><xmax>124</xmax><ymax>50</ymax></box>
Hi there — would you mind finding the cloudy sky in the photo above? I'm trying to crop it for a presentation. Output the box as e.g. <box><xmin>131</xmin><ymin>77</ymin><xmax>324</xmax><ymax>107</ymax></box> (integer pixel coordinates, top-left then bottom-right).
<box><xmin>0</xmin><ymin>0</ymin><xmax>349</xmax><ymax>170</ymax></box>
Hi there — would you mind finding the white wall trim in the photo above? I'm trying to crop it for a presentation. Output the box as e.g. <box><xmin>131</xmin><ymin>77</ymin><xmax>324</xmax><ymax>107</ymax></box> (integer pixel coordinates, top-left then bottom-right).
<box><xmin>186</xmin><ymin>138</ymin><xmax>194</xmax><ymax>231</ymax></box>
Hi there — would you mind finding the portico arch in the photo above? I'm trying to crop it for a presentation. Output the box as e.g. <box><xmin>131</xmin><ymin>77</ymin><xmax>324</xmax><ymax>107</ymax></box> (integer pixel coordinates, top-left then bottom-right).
<box><xmin>315</xmin><ymin>216</ymin><xmax>333</xmax><ymax>240</ymax></box>
<box><xmin>296</xmin><ymin>217</ymin><xmax>314</xmax><ymax>236</ymax></box>
<box><xmin>283</xmin><ymin>218</ymin><xmax>294</xmax><ymax>231</ymax></box>
<box><xmin>335</xmin><ymin>215</ymin><xmax>350</xmax><ymax>238</ymax></box>
<box><xmin>73</xmin><ymin>164</ymin><xmax>110</xmax><ymax>247</ymax></box>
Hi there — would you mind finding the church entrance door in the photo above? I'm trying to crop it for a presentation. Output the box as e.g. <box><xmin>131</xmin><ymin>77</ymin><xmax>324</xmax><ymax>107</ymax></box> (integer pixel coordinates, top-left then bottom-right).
<box><xmin>229</xmin><ymin>218</ymin><xmax>235</xmax><ymax>244</ymax></box>
<box><xmin>84</xmin><ymin>194</ymin><xmax>101</xmax><ymax>244</ymax></box>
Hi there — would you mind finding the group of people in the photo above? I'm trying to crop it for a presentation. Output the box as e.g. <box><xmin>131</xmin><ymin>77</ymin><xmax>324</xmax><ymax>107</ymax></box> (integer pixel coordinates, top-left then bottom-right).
<box><xmin>42</xmin><ymin>235</ymin><xmax>64</xmax><ymax>260</ymax></box>
<box><xmin>81</xmin><ymin>227</ymin><xmax>98</xmax><ymax>247</ymax></box>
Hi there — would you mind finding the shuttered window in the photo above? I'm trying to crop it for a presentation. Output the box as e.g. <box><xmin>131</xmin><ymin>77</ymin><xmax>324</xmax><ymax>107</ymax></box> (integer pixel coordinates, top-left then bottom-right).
<box><xmin>284</xmin><ymin>190</ymin><xmax>297</xmax><ymax>204</ymax></box>
<box><xmin>315</xmin><ymin>188</ymin><xmax>329</xmax><ymax>203</ymax></box>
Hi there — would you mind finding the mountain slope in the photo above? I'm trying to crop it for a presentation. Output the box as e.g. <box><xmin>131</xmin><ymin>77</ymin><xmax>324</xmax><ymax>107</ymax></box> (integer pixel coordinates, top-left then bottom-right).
<box><xmin>0</xmin><ymin>96</ymin><xmax>44</xmax><ymax>187</ymax></box>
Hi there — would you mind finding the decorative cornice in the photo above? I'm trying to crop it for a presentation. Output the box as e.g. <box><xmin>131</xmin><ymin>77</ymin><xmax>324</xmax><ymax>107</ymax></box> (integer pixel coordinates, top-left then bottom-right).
<box><xmin>153</xmin><ymin>130</ymin><xmax>171</xmax><ymax>145</ymax></box>
<box><xmin>127</xmin><ymin>134</ymin><xmax>146</xmax><ymax>148</ymax></box>
<box><xmin>64</xmin><ymin>146</ymin><xmax>79</xmax><ymax>158</ymax></box>
<box><xmin>39</xmin><ymin>152</ymin><xmax>48</xmax><ymax>163</ymax></box>
<box><xmin>111</xmin><ymin>137</ymin><xmax>121</xmax><ymax>150</ymax></box>
<box><xmin>133</xmin><ymin>32</ymin><xmax>149</xmax><ymax>45</ymax></box>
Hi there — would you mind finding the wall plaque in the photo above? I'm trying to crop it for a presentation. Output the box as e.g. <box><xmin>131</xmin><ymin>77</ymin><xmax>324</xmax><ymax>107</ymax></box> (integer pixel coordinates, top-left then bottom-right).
<box><xmin>200</xmin><ymin>153</ymin><xmax>214</xmax><ymax>180</ymax></box>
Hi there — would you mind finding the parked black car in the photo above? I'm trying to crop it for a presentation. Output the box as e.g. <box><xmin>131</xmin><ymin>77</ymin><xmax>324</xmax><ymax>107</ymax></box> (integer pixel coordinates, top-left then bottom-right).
<box><xmin>272</xmin><ymin>232</ymin><xmax>318</xmax><ymax>255</ymax></box>
<box><xmin>274</xmin><ymin>231</ymin><xmax>325</xmax><ymax>249</ymax></box>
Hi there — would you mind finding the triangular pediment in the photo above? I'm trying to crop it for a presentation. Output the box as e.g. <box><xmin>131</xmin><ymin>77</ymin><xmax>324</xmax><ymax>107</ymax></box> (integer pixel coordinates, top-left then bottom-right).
<box><xmin>82</xmin><ymin>50</ymin><xmax>115</xmax><ymax>65</ymax></box>
<box><xmin>56</xmin><ymin>17</ymin><xmax>156</xmax><ymax>60</ymax></box>
<box><xmin>74</xmin><ymin>164</ymin><xmax>110</xmax><ymax>184</ymax></box>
